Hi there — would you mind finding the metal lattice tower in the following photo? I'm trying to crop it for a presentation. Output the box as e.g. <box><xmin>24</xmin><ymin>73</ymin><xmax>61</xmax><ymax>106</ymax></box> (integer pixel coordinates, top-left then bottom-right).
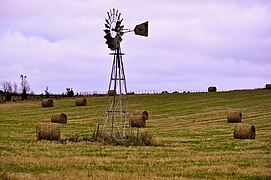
<box><xmin>103</xmin><ymin>47</ymin><xmax>130</xmax><ymax>138</ymax></box>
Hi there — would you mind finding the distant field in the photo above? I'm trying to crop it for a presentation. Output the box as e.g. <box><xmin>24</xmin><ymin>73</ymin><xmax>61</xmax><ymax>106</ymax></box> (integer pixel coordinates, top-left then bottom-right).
<box><xmin>0</xmin><ymin>90</ymin><xmax>270</xmax><ymax>179</ymax></box>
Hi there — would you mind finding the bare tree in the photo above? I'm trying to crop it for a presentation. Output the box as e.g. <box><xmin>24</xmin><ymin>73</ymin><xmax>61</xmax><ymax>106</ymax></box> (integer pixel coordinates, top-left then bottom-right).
<box><xmin>1</xmin><ymin>81</ymin><xmax>6</xmax><ymax>92</ymax></box>
<box><xmin>0</xmin><ymin>81</ymin><xmax>13</xmax><ymax>93</ymax></box>
<box><xmin>0</xmin><ymin>81</ymin><xmax>13</xmax><ymax>101</ymax></box>
<box><xmin>20</xmin><ymin>75</ymin><xmax>31</xmax><ymax>100</ymax></box>
<box><xmin>22</xmin><ymin>81</ymin><xmax>31</xmax><ymax>92</ymax></box>
<box><xmin>1</xmin><ymin>77</ymin><xmax>31</xmax><ymax>101</ymax></box>
<box><xmin>13</xmin><ymin>81</ymin><xmax>18</xmax><ymax>93</ymax></box>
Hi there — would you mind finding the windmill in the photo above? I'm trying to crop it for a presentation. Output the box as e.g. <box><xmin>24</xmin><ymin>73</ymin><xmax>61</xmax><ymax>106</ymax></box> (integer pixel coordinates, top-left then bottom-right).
<box><xmin>102</xmin><ymin>8</ymin><xmax>148</xmax><ymax>138</ymax></box>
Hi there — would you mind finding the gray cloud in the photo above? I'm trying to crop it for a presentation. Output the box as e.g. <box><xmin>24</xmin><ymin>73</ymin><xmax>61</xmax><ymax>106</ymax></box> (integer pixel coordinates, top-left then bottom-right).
<box><xmin>0</xmin><ymin>0</ymin><xmax>271</xmax><ymax>94</ymax></box>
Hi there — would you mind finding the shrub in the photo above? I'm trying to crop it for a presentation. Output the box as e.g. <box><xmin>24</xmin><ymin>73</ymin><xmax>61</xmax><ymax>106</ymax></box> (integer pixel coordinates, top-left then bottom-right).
<box><xmin>96</xmin><ymin>130</ymin><xmax>158</xmax><ymax>146</ymax></box>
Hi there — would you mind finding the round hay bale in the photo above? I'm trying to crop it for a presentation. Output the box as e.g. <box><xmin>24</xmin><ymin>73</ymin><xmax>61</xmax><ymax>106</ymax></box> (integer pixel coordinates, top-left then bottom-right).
<box><xmin>133</xmin><ymin>110</ymin><xmax>148</xmax><ymax>120</ymax></box>
<box><xmin>75</xmin><ymin>98</ymin><xmax>87</xmax><ymax>106</ymax></box>
<box><xmin>51</xmin><ymin>113</ymin><xmax>67</xmax><ymax>124</ymax></box>
<box><xmin>227</xmin><ymin>111</ymin><xmax>242</xmax><ymax>123</ymax></box>
<box><xmin>265</xmin><ymin>84</ymin><xmax>271</xmax><ymax>89</ymax></box>
<box><xmin>42</xmin><ymin>99</ymin><xmax>54</xmax><ymax>108</ymax></box>
<box><xmin>233</xmin><ymin>124</ymin><xmax>255</xmax><ymax>139</ymax></box>
<box><xmin>36</xmin><ymin>123</ymin><xmax>60</xmax><ymax>141</ymax></box>
<box><xmin>108</xmin><ymin>90</ymin><xmax>116</xmax><ymax>96</ymax></box>
<box><xmin>130</xmin><ymin>115</ymin><xmax>146</xmax><ymax>128</ymax></box>
<box><xmin>208</xmin><ymin>86</ymin><xmax>217</xmax><ymax>92</ymax></box>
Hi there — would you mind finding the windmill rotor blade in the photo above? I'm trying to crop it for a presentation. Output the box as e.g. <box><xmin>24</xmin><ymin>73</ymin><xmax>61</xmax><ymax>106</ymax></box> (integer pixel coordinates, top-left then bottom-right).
<box><xmin>117</xmin><ymin>35</ymin><xmax>122</xmax><ymax>42</ymax></box>
<box><xmin>118</xmin><ymin>13</ymin><xmax>121</xmax><ymax>21</ymax></box>
<box><xmin>116</xmin><ymin>21</ymin><xmax>121</xmax><ymax>30</ymax></box>
<box><xmin>113</xmin><ymin>8</ymin><xmax>116</xmax><ymax>21</ymax></box>
<box><xmin>104</xmin><ymin>29</ymin><xmax>110</xmax><ymax>34</ymax></box>
<box><xmin>106</xmin><ymin>39</ymin><xmax>114</xmax><ymax>46</ymax></box>
<box><xmin>109</xmin><ymin>42</ymin><xmax>117</xmax><ymax>50</ymax></box>
<box><xmin>119</xmin><ymin>32</ymin><xmax>124</xmax><ymax>36</ymax></box>
<box><xmin>107</xmin><ymin>12</ymin><xmax>112</xmax><ymax>22</ymax></box>
<box><xmin>110</xmin><ymin>9</ymin><xmax>113</xmax><ymax>21</ymax></box>
<box><xmin>105</xmin><ymin>23</ymin><xmax>110</xmax><ymax>29</ymax></box>
<box><xmin>104</xmin><ymin>33</ymin><xmax>112</xmax><ymax>39</ymax></box>
<box><xmin>104</xmin><ymin>34</ymin><xmax>109</xmax><ymax>39</ymax></box>
<box><xmin>105</xmin><ymin>18</ymin><xmax>110</xmax><ymax>25</ymax></box>
<box><xmin>116</xmin><ymin>24</ymin><xmax>124</xmax><ymax>31</ymax></box>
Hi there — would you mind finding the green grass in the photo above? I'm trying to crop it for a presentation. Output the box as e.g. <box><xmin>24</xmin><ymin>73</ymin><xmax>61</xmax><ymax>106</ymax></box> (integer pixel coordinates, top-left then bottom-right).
<box><xmin>0</xmin><ymin>89</ymin><xmax>271</xmax><ymax>179</ymax></box>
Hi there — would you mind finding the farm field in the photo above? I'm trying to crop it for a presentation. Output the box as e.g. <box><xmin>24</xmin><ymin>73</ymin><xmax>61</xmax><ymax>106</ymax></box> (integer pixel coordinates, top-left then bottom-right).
<box><xmin>0</xmin><ymin>89</ymin><xmax>271</xmax><ymax>179</ymax></box>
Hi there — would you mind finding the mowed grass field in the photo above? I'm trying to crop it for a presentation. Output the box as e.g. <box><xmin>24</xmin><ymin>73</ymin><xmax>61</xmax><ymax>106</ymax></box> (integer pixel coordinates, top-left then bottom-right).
<box><xmin>0</xmin><ymin>90</ymin><xmax>271</xmax><ymax>179</ymax></box>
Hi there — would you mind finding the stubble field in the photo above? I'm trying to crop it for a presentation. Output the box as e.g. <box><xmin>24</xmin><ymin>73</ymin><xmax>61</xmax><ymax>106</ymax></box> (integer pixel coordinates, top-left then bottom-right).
<box><xmin>0</xmin><ymin>89</ymin><xmax>271</xmax><ymax>179</ymax></box>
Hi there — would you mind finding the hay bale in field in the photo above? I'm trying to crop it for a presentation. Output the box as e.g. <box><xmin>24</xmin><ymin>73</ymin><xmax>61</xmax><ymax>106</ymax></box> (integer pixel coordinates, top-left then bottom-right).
<box><xmin>233</xmin><ymin>124</ymin><xmax>255</xmax><ymax>139</ymax></box>
<box><xmin>75</xmin><ymin>98</ymin><xmax>87</xmax><ymax>106</ymax></box>
<box><xmin>130</xmin><ymin>110</ymin><xmax>148</xmax><ymax>128</ymax></box>
<box><xmin>51</xmin><ymin>113</ymin><xmax>67</xmax><ymax>124</ymax></box>
<box><xmin>42</xmin><ymin>99</ymin><xmax>54</xmax><ymax>107</ymax></box>
<box><xmin>131</xmin><ymin>115</ymin><xmax>146</xmax><ymax>128</ymax></box>
<box><xmin>208</xmin><ymin>86</ymin><xmax>217</xmax><ymax>92</ymax></box>
<box><xmin>133</xmin><ymin>110</ymin><xmax>148</xmax><ymax>120</ymax></box>
<box><xmin>108</xmin><ymin>90</ymin><xmax>116</xmax><ymax>96</ymax></box>
<box><xmin>265</xmin><ymin>84</ymin><xmax>271</xmax><ymax>89</ymax></box>
<box><xmin>36</xmin><ymin>123</ymin><xmax>60</xmax><ymax>141</ymax></box>
<box><xmin>227</xmin><ymin>111</ymin><xmax>242</xmax><ymax>123</ymax></box>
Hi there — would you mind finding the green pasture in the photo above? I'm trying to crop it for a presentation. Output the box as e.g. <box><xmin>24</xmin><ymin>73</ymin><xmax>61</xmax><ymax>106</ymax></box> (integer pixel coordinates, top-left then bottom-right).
<box><xmin>0</xmin><ymin>90</ymin><xmax>270</xmax><ymax>179</ymax></box>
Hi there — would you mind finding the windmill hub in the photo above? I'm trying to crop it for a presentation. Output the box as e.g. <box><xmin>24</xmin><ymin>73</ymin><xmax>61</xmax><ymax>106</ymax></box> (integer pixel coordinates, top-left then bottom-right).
<box><xmin>110</xmin><ymin>22</ymin><xmax>117</xmax><ymax>34</ymax></box>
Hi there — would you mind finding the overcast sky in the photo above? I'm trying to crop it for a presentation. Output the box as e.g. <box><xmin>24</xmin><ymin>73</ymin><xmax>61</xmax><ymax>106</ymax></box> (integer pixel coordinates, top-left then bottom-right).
<box><xmin>0</xmin><ymin>0</ymin><xmax>270</xmax><ymax>94</ymax></box>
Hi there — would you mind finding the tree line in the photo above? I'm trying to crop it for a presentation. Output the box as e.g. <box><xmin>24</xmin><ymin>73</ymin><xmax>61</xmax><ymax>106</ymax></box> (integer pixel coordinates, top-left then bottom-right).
<box><xmin>1</xmin><ymin>77</ymin><xmax>76</xmax><ymax>102</ymax></box>
<box><xmin>0</xmin><ymin>77</ymin><xmax>31</xmax><ymax>101</ymax></box>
